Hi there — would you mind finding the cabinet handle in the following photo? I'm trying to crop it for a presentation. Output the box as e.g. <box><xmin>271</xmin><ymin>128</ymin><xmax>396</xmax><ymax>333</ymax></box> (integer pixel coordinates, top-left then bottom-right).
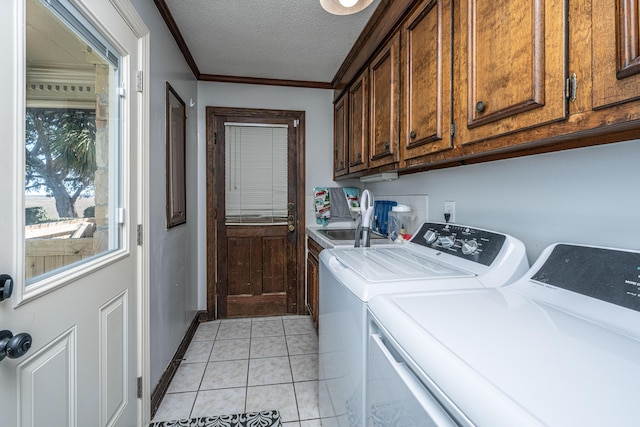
<box><xmin>475</xmin><ymin>101</ymin><xmax>486</xmax><ymax>113</ymax></box>
<box><xmin>410</xmin><ymin>131</ymin><xmax>417</xmax><ymax>139</ymax></box>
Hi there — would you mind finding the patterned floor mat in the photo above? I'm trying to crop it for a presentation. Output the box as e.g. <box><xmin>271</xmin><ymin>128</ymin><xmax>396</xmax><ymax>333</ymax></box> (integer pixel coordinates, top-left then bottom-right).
<box><xmin>148</xmin><ymin>410</ymin><xmax>281</xmax><ymax>427</ymax></box>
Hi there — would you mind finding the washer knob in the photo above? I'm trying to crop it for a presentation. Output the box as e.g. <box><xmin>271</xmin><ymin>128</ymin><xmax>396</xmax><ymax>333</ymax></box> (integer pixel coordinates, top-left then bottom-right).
<box><xmin>462</xmin><ymin>239</ymin><xmax>479</xmax><ymax>255</ymax></box>
<box><xmin>424</xmin><ymin>230</ymin><xmax>438</xmax><ymax>244</ymax></box>
<box><xmin>438</xmin><ymin>235</ymin><xmax>456</xmax><ymax>248</ymax></box>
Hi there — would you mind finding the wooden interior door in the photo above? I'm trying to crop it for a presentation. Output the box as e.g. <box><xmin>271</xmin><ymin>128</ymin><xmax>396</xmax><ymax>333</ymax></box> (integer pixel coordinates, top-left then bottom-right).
<box><xmin>207</xmin><ymin>108</ymin><xmax>305</xmax><ymax>319</ymax></box>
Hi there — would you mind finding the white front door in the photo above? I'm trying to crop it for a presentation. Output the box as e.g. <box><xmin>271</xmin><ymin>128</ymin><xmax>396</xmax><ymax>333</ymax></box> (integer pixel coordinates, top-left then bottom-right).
<box><xmin>0</xmin><ymin>0</ymin><xmax>146</xmax><ymax>425</ymax></box>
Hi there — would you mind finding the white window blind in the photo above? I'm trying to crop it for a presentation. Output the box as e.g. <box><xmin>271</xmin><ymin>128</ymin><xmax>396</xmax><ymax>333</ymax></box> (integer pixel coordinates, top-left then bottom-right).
<box><xmin>225</xmin><ymin>123</ymin><xmax>288</xmax><ymax>224</ymax></box>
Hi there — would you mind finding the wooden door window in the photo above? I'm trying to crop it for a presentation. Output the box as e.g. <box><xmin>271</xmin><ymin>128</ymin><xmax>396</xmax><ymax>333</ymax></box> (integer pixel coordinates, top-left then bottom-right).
<box><xmin>224</xmin><ymin>123</ymin><xmax>288</xmax><ymax>224</ymax></box>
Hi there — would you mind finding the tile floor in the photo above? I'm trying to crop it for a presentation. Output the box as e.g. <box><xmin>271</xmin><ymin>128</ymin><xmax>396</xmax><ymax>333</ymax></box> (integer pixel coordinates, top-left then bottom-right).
<box><xmin>151</xmin><ymin>315</ymin><xmax>320</xmax><ymax>427</ymax></box>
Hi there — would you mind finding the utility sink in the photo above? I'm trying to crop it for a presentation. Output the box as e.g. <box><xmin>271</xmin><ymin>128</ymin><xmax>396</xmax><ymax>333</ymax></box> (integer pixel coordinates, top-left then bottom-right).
<box><xmin>316</xmin><ymin>228</ymin><xmax>385</xmax><ymax>240</ymax></box>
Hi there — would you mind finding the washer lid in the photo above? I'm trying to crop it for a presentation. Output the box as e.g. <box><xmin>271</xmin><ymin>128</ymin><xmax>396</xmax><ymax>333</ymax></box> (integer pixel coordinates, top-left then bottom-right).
<box><xmin>333</xmin><ymin>247</ymin><xmax>474</xmax><ymax>282</ymax></box>
<box><xmin>370</xmin><ymin>288</ymin><xmax>640</xmax><ymax>426</ymax></box>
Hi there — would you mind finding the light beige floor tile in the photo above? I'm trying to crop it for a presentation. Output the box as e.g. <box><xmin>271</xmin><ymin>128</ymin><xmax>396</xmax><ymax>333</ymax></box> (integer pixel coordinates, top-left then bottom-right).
<box><xmin>160</xmin><ymin>316</ymin><xmax>320</xmax><ymax>423</ymax></box>
<box><xmin>286</xmin><ymin>334</ymin><xmax>318</xmax><ymax>355</ymax></box>
<box><xmin>191</xmin><ymin>388</ymin><xmax>246</xmax><ymax>418</ymax></box>
<box><xmin>166</xmin><ymin>363</ymin><xmax>206</xmax><ymax>393</ymax></box>
<box><xmin>193</xmin><ymin>321</ymin><xmax>220</xmax><ymax>341</ymax></box>
<box><xmin>250</xmin><ymin>336</ymin><xmax>288</xmax><ymax>359</ymax></box>
<box><xmin>294</xmin><ymin>381</ymin><xmax>320</xmax><ymax>420</ymax></box>
<box><xmin>252</xmin><ymin>319</ymin><xmax>284</xmax><ymax>337</ymax></box>
<box><xmin>183</xmin><ymin>340</ymin><xmax>213</xmax><ymax>363</ymax></box>
<box><xmin>248</xmin><ymin>356</ymin><xmax>292</xmax><ymax>386</ymax></box>
<box><xmin>252</xmin><ymin>316</ymin><xmax>285</xmax><ymax>322</ymax></box>
<box><xmin>210</xmin><ymin>338</ymin><xmax>250</xmax><ymax>361</ymax></box>
<box><xmin>200</xmin><ymin>359</ymin><xmax>248</xmax><ymax>390</ymax></box>
<box><xmin>152</xmin><ymin>391</ymin><xmax>196</xmax><ymax>421</ymax></box>
<box><xmin>246</xmin><ymin>383</ymin><xmax>298</xmax><ymax>422</ymax></box>
<box><xmin>220</xmin><ymin>317</ymin><xmax>252</xmax><ymax>323</ymax></box>
<box><xmin>289</xmin><ymin>354</ymin><xmax>318</xmax><ymax>382</ymax></box>
<box><xmin>283</xmin><ymin>316</ymin><xmax>316</xmax><ymax>336</ymax></box>
<box><xmin>217</xmin><ymin>321</ymin><xmax>252</xmax><ymax>340</ymax></box>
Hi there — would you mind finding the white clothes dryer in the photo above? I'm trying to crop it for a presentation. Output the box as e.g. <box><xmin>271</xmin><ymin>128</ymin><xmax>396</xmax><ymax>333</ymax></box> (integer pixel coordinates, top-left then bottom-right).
<box><xmin>367</xmin><ymin>243</ymin><xmax>640</xmax><ymax>426</ymax></box>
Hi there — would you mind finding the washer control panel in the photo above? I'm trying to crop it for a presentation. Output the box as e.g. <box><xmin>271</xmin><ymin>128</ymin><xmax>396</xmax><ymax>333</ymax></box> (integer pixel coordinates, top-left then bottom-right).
<box><xmin>410</xmin><ymin>223</ymin><xmax>506</xmax><ymax>266</ymax></box>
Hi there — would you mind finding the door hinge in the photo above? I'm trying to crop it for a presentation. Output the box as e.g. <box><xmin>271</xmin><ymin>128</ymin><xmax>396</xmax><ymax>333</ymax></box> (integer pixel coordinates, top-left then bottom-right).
<box><xmin>137</xmin><ymin>377</ymin><xmax>142</xmax><ymax>399</ymax></box>
<box><xmin>293</xmin><ymin>119</ymin><xmax>299</xmax><ymax>128</ymax></box>
<box><xmin>118</xmin><ymin>87</ymin><xmax>126</xmax><ymax>98</ymax></box>
<box><xmin>450</xmin><ymin>121</ymin><xmax>456</xmax><ymax>137</ymax></box>
<box><xmin>214</xmin><ymin>209</ymin><xmax>217</xmax><ymax>219</ymax></box>
<box><xmin>136</xmin><ymin>224</ymin><xmax>143</xmax><ymax>246</ymax></box>
<box><xmin>214</xmin><ymin>132</ymin><xmax>217</xmax><ymax>144</ymax></box>
<box><xmin>565</xmin><ymin>72</ymin><xmax>577</xmax><ymax>103</ymax></box>
<box><xmin>136</xmin><ymin>71</ymin><xmax>143</xmax><ymax>93</ymax></box>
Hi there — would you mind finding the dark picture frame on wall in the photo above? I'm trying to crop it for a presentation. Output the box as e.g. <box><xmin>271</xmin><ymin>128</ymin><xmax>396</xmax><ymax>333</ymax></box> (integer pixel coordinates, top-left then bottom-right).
<box><xmin>166</xmin><ymin>82</ymin><xmax>186</xmax><ymax>228</ymax></box>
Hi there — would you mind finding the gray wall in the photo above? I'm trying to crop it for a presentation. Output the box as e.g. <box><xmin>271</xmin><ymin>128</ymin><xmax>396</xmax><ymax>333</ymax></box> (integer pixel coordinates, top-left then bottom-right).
<box><xmin>366</xmin><ymin>139</ymin><xmax>640</xmax><ymax>263</ymax></box>
<box><xmin>131</xmin><ymin>1</ymin><xmax>200</xmax><ymax>389</ymax></box>
<box><xmin>196</xmin><ymin>82</ymin><xmax>335</xmax><ymax>308</ymax></box>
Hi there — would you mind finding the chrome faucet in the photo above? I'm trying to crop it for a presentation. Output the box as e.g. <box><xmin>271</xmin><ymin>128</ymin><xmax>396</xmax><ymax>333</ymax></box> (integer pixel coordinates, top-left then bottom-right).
<box><xmin>354</xmin><ymin>189</ymin><xmax>374</xmax><ymax>248</ymax></box>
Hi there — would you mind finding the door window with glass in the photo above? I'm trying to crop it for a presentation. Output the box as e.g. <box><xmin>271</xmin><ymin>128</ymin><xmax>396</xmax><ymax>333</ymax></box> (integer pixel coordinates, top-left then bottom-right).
<box><xmin>225</xmin><ymin>123</ymin><xmax>288</xmax><ymax>224</ymax></box>
<box><xmin>25</xmin><ymin>0</ymin><xmax>122</xmax><ymax>286</ymax></box>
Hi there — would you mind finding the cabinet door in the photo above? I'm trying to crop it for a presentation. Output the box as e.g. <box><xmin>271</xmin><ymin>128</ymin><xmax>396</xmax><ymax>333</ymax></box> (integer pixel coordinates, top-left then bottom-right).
<box><xmin>334</xmin><ymin>93</ymin><xmax>349</xmax><ymax>178</ymax></box>
<box><xmin>456</xmin><ymin>0</ymin><xmax>567</xmax><ymax>145</ymax></box>
<box><xmin>306</xmin><ymin>238</ymin><xmax>322</xmax><ymax>330</ymax></box>
<box><xmin>348</xmin><ymin>70</ymin><xmax>369</xmax><ymax>173</ymax></box>
<box><xmin>369</xmin><ymin>32</ymin><xmax>400</xmax><ymax>168</ymax></box>
<box><xmin>592</xmin><ymin>0</ymin><xmax>640</xmax><ymax>109</ymax></box>
<box><xmin>402</xmin><ymin>0</ymin><xmax>453</xmax><ymax>162</ymax></box>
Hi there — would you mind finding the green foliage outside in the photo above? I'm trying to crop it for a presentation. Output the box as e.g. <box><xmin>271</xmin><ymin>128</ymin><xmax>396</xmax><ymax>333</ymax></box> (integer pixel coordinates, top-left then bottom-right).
<box><xmin>25</xmin><ymin>207</ymin><xmax>51</xmax><ymax>225</ymax></box>
<box><xmin>25</xmin><ymin>108</ymin><xmax>97</xmax><ymax>219</ymax></box>
<box><xmin>83</xmin><ymin>206</ymin><xmax>95</xmax><ymax>218</ymax></box>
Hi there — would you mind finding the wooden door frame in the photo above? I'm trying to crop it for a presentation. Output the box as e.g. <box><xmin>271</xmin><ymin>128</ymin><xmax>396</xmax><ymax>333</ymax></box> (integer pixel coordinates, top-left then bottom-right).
<box><xmin>205</xmin><ymin>107</ymin><xmax>306</xmax><ymax>319</ymax></box>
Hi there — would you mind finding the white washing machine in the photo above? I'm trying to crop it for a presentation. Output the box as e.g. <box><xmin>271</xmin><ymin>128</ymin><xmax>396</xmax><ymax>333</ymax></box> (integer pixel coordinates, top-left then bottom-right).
<box><xmin>318</xmin><ymin>222</ymin><xmax>529</xmax><ymax>426</ymax></box>
<box><xmin>368</xmin><ymin>243</ymin><xmax>640</xmax><ymax>426</ymax></box>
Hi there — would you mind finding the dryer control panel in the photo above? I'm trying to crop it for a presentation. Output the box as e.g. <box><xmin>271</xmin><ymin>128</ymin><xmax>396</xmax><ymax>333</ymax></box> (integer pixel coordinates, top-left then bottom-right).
<box><xmin>410</xmin><ymin>222</ymin><xmax>506</xmax><ymax>266</ymax></box>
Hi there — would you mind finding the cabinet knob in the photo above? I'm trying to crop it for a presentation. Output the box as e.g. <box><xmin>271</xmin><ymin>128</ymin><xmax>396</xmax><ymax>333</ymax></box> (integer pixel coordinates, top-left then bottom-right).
<box><xmin>357</xmin><ymin>153</ymin><xmax>362</xmax><ymax>158</ymax></box>
<box><xmin>383</xmin><ymin>142</ymin><xmax>389</xmax><ymax>150</ymax></box>
<box><xmin>475</xmin><ymin>100</ymin><xmax>486</xmax><ymax>113</ymax></box>
<box><xmin>410</xmin><ymin>131</ymin><xmax>417</xmax><ymax>139</ymax></box>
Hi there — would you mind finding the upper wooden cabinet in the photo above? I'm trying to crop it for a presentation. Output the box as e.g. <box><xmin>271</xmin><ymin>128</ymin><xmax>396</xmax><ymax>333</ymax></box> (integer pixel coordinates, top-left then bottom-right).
<box><xmin>348</xmin><ymin>70</ymin><xmax>369</xmax><ymax>173</ymax></box>
<box><xmin>333</xmin><ymin>92</ymin><xmax>349</xmax><ymax>179</ymax></box>
<box><xmin>401</xmin><ymin>0</ymin><xmax>453</xmax><ymax>164</ymax></box>
<box><xmin>369</xmin><ymin>32</ymin><xmax>400</xmax><ymax>169</ymax></box>
<box><xmin>332</xmin><ymin>0</ymin><xmax>640</xmax><ymax>179</ymax></box>
<box><xmin>592</xmin><ymin>0</ymin><xmax>640</xmax><ymax>109</ymax></box>
<box><xmin>455</xmin><ymin>0</ymin><xmax>568</xmax><ymax>145</ymax></box>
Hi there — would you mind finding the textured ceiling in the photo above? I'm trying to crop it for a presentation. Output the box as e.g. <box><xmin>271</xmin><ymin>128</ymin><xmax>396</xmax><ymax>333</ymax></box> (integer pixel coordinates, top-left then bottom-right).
<box><xmin>164</xmin><ymin>0</ymin><xmax>381</xmax><ymax>83</ymax></box>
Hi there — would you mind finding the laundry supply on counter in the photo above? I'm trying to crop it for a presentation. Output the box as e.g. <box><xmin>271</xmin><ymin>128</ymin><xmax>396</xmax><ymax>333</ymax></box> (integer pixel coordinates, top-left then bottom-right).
<box><xmin>313</xmin><ymin>187</ymin><xmax>360</xmax><ymax>225</ymax></box>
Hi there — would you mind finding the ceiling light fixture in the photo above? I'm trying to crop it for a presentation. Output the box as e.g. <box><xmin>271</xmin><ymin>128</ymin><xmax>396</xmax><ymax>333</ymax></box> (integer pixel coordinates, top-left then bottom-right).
<box><xmin>320</xmin><ymin>0</ymin><xmax>375</xmax><ymax>15</ymax></box>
